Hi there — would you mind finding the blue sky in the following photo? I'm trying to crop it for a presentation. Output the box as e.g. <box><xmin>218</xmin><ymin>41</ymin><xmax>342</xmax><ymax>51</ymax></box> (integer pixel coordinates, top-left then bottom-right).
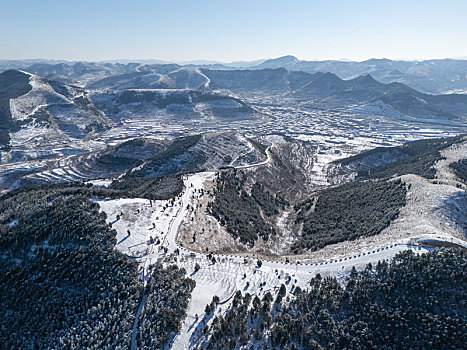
<box><xmin>1</xmin><ymin>0</ymin><xmax>466</xmax><ymax>62</ymax></box>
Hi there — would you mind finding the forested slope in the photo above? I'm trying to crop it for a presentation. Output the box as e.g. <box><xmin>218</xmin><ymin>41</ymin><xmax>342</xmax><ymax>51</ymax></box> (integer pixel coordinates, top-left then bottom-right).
<box><xmin>450</xmin><ymin>158</ymin><xmax>467</xmax><ymax>183</ymax></box>
<box><xmin>293</xmin><ymin>179</ymin><xmax>407</xmax><ymax>253</ymax></box>
<box><xmin>336</xmin><ymin>134</ymin><xmax>466</xmax><ymax>179</ymax></box>
<box><xmin>207</xmin><ymin>170</ymin><xmax>288</xmax><ymax>245</ymax></box>
<box><xmin>0</xmin><ymin>184</ymin><xmax>194</xmax><ymax>349</ymax></box>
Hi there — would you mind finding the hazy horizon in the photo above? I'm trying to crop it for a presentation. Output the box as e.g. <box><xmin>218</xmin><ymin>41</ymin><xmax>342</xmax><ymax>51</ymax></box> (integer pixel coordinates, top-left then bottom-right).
<box><xmin>2</xmin><ymin>55</ymin><xmax>467</xmax><ymax>65</ymax></box>
<box><xmin>1</xmin><ymin>0</ymin><xmax>466</xmax><ymax>62</ymax></box>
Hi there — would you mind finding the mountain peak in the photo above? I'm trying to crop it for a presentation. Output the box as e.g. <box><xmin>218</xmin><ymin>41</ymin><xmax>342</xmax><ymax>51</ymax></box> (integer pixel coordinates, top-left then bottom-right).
<box><xmin>260</xmin><ymin>55</ymin><xmax>299</xmax><ymax>66</ymax></box>
<box><xmin>348</xmin><ymin>74</ymin><xmax>381</xmax><ymax>86</ymax></box>
<box><xmin>313</xmin><ymin>71</ymin><xmax>343</xmax><ymax>83</ymax></box>
<box><xmin>362</xmin><ymin>58</ymin><xmax>392</xmax><ymax>64</ymax></box>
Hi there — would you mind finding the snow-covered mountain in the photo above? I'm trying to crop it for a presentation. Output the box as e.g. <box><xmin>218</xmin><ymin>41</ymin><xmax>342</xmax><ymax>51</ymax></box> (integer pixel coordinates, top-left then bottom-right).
<box><xmin>89</xmin><ymin>88</ymin><xmax>255</xmax><ymax>122</ymax></box>
<box><xmin>1</xmin><ymin>64</ymin><xmax>466</xmax><ymax>187</ymax></box>
<box><xmin>0</xmin><ymin>68</ymin><xmax>264</xmax><ymax>164</ymax></box>
<box><xmin>8</xmin><ymin>131</ymin><xmax>267</xmax><ymax>187</ymax></box>
<box><xmin>88</xmin><ymin>66</ymin><xmax>210</xmax><ymax>90</ymax></box>
<box><xmin>252</xmin><ymin>56</ymin><xmax>467</xmax><ymax>94</ymax></box>
<box><xmin>3</xmin><ymin>57</ymin><xmax>467</xmax><ymax>94</ymax></box>
<box><xmin>352</xmin><ymin>84</ymin><xmax>467</xmax><ymax>125</ymax></box>
<box><xmin>0</xmin><ymin>70</ymin><xmax>111</xmax><ymax>156</ymax></box>
<box><xmin>201</xmin><ymin>67</ymin><xmax>316</xmax><ymax>92</ymax></box>
<box><xmin>201</xmin><ymin>68</ymin><xmax>467</xmax><ymax>122</ymax></box>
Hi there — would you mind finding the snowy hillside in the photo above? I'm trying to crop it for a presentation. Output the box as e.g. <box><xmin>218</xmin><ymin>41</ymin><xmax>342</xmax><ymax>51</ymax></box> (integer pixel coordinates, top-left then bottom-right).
<box><xmin>1</xmin><ymin>70</ymin><xmax>112</xmax><ymax>164</ymax></box>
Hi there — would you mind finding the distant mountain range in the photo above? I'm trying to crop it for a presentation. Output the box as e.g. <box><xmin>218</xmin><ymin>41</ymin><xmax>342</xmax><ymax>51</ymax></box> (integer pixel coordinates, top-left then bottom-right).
<box><xmin>1</xmin><ymin>61</ymin><xmax>467</xmax><ymax>155</ymax></box>
<box><xmin>202</xmin><ymin>68</ymin><xmax>467</xmax><ymax>123</ymax></box>
<box><xmin>252</xmin><ymin>56</ymin><xmax>467</xmax><ymax>95</ymax></box>
<box><xmin>2</xmin><ymin>56</ymin><xmax>467</xmax><ymax>94</ymax></box>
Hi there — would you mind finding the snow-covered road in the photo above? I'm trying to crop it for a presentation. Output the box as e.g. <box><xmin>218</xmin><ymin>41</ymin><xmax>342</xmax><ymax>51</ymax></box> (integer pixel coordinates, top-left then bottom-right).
<box><xmin>234</xmin><ymin>147</ymin><xmax>271</xmax><ymax>169</ymax></box>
